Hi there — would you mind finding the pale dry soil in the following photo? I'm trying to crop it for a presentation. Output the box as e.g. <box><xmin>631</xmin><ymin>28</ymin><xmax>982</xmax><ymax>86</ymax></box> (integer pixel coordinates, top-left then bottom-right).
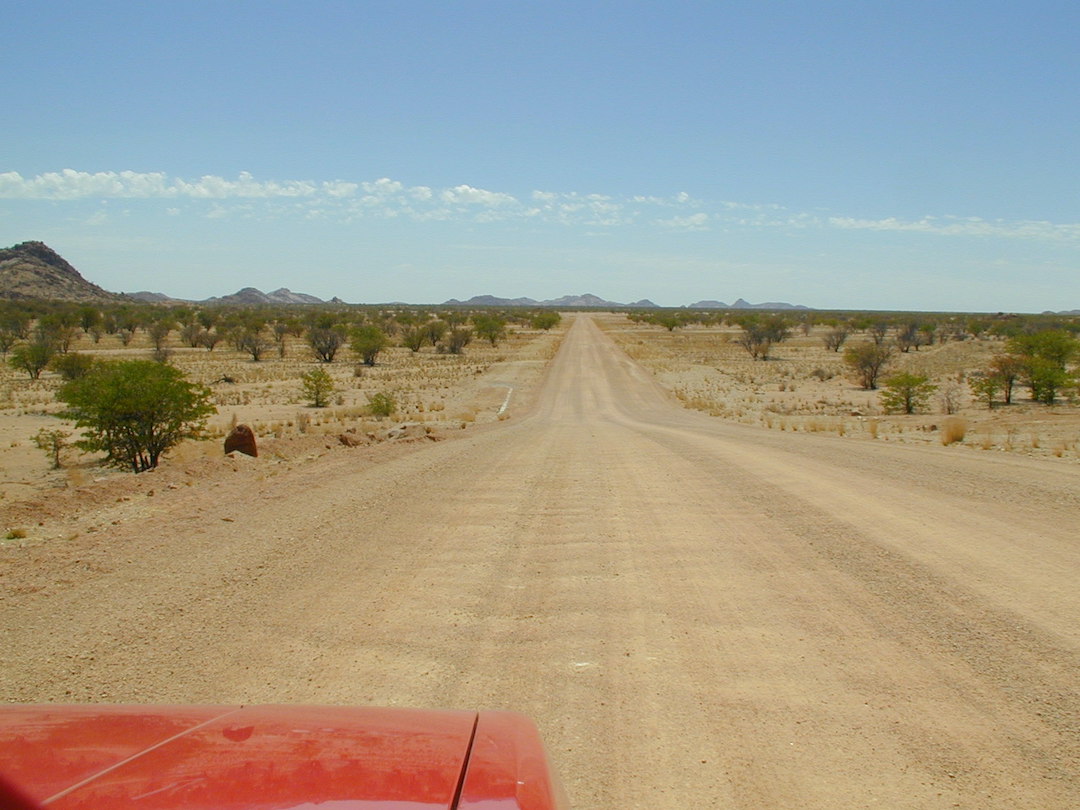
<box><xmin>604</xmin><ymin>316</ymin><xmax>1080</xmax><ymax>461</ymax></box>
<box><xmin>2</xmin><ymin>314</ymin><xmax>1078</xmax><ymax>809</ymax></box>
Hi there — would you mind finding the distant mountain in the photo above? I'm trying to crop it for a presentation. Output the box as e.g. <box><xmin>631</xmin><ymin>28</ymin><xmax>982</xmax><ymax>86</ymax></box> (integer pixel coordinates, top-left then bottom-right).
<box><xmin>444</xmin><ymin>293</ymin><xmax>643</xmax><ymax>308</ymax></box>
<box><xmin>445</xmin><ymin>293</ymin><xmax>809</xmax><ymax>309</ymax></box>
<box><xmin>127</xmin><ymin>291</ymin><xmax>175</xmax><ymax>303</ymax></box>
<box><xmin>1</xmin><ymin>243</ymin><xmax>814</xmax><ymax>311</ymax></box>
<box><xmin>444</xmin><ymin>295</ymin><xmax>541</xmax><ymax>307</ymax></box>
<box><xmin>542</xmin><ymin>293</ymin><xmax>614</xmax><ymax>307</ymax></box>
<box><xmin>202</xmin><ymin>287</ymin><xmax>325</xmax><ymax>306</ymax></box>
<box><xmin>0</xmin><ymin>241</ymin><xmax>122</xmax><ymax>302</ymax></box>
<box><xmin>728</xmin><ymin>298</ymin><xmax>809</xmax><ymax>310</ymax></box>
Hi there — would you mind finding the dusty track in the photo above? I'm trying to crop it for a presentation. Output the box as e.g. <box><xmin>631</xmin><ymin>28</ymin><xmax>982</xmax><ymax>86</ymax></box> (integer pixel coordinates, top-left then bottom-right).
<box><xmin>3</xmin><ymin>315</ymin><xmax>1079</xmax><ymax>808</ymax></box>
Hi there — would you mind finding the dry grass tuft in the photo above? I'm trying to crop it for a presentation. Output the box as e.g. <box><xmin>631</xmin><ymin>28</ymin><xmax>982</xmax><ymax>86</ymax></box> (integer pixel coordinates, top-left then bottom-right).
<box><xmin>941</xmin><ymin>417</ymin><xmax>967</xmax><ymax>445</ymax></box>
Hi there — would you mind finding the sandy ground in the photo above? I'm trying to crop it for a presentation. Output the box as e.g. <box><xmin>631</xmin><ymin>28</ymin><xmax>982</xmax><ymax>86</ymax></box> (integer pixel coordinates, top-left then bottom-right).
<box><xmin>2</xmin><ymin>314</ymin><xmax>1078</xmax><ymax>808</ymax></box>
<box><xmin>604</xmin><ymin>315</ymin><xmax>1080</xmax><ymax>461</ymax></box>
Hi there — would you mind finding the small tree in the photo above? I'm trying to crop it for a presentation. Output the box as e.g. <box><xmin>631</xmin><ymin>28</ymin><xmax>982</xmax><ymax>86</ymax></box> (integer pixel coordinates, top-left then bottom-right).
<box><xmin>367</xmin><ymin>391</ymin><xmax>396</xmax><ymax>419</ymax></box>
<box><xmin>989</xmin><ymin>355</ymin><xmax>1024</xmax><ymax>404</ymax></box>
<box><xmin>198</xmin><ymin>329</ymin><xmax>223</xmax><ymax>352</ymax></box>
<box><xmin>424</xmin><ymin>320</ymin><xmax>449</xmax><ymax>346</ymax></box>
<box><xmin>1024</xmin><ymin>358</ymin><xmax>1072</xmax><ymax>405</ymax></box>
<box><xmin>33</xmin><ymin>427</ymin><xmax>71</xmax><ymax>469</ymax></box>
<box><xmin>970</xmin><ymin>373</ymin><xmax>1001</xmax><ymax>409</ymax></box>
<box><xmin>0</xmin><ymin>325</ymin><xmax>19</xmax><ymax>355</ymax></box>
<box><xmin>272</xmin><ymin>322</ymin><xmax>291</xmax><ymax>358</ymax></box>
<box><xmin>733</xmin><ymin>315</ymin><xmax>790</xmax><ymax>360</ymax></box>
<box><xmin>844</xmin><ymin>342</ymin><xmax>892</xmax><ymax>390</ymax></box>
<box><xmin>650</xmin><ymin>313</ymin><xmax>682</xmax><ymax>332</ymax></box>
<box><xmin>8</xmin><ymin>331</ymin><xmax>57</xmax><ymax>379</ymax></box>
<box><xmin>402</xmin><ymin>326</ymin><xmax>427</xmax><ymax>353</ymax></box>
<box><xmin>50</xmin><ymin>352</ymin><xmax>95</xmax><ymax>381</ymax></box>
<box><xmin>896</xmin><ymin>322</ymin><xmax>920</xmax><ymax>353</ymax></box>
<box><xmin>351</xmin><ymin>325</ymin><xmax>388</xmax><ymax>366</ymax></box>
<box><xmin>308</xmin><ymin>326</ymin><xmax>346</xmax><ymax>363</ymax></box>
<box><xmin>868</xmin><ymin>321</ymin><xmax>890</xmax><ymax>345</ymax></box>
<box><xmin>147</xmin><ymin>321</ymin><xmax>172</xmax><ymax>351</ymax></box>
<box><xmin>937</xmin><ymin>381</ymin><xmax>964</xmax><ymax>414</ymax></box>
<box><xmin>444</xmin><ymin>327</ymin><xmax>472</xmax><ymax>354</ymax></box>
<box><xmin>300</xmin><ymin>367</ymin><xmax>335</xmax><ymax>408</ymax></box>
<box><xmin>472</xmin><ymin>314</ymin><xmax>508</xmax><ymax>346</ymax></box>
<box><xmin>237</xmin><ymin>329</ymin><xmax>272</xmax><ymax>362</ymax></box>
<box><xmin>880</xmin><ymin>372</ymin><xmax>936</xmax><ymax>414</ymax></box>
<box><xmin>58</xmin><ymin>360</ymin><xmax>215</xmax><ymax>472</ymax></box>
<box><xmin>531</xmin><ymin>311</ymin><xmax>562</xmax><ymax>330</ymax></box>
<box><xmin>822</xmin><ymin>327</ymin><xmax>849</xmax><ymax>352</ymax></box>
<box><xmin>180</xmin><ymin>322</ymin><xmax>203</xmax><ymax>348</ymax></box>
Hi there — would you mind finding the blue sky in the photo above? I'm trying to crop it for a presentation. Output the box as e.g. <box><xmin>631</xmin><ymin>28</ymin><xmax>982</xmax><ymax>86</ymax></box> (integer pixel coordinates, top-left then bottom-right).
<box><xmin>2</xmin><ymin>1</ymin><xmax>1078</xmax><ymax>311</ymax></box>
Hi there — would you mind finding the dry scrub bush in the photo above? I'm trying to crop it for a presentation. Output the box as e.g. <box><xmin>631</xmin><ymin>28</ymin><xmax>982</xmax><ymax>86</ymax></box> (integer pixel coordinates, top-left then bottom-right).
<box><xmin>940</xmin><ymin>417</ymin><xmax>967</xmax><ymax>445</ymax></box>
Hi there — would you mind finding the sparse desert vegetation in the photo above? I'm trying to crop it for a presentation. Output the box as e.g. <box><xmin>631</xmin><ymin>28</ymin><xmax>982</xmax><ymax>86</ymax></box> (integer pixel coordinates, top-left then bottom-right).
<box><xmin>603</xmin><ymin>310</ymin><xmax>1080</xmax><ymax>460</ymax></box>
<box><xmin>0</xmin><ymin>300</ymin><xmax>564</xmax><ymax>510</ymax></box>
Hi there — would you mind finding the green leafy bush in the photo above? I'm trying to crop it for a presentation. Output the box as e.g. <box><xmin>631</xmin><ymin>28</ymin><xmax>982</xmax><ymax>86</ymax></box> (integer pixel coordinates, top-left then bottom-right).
<box><xmin>301</xmin><ymin>367</ymin><xmax>335</xmax><ymax>408</ymax></box>
<box><xmin>58</xmin><ymin>360</ymin><xmax>214</xmax><ymax>472</ymax></box>
<box><xmin>367</xmin><ymin>392</ymin><xmax>396</xmax><ymax>419</ymax></box>
<box><xmin>880</xmin><ymin>372</ymin><xmax>936</xmax><ymax>414</ymax></box>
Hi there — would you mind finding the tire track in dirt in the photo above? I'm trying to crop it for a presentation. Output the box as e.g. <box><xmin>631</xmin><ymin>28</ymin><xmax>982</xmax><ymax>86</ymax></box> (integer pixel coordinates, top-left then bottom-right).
<box><xmin>3</xmin><ymin>315</ymin><xmax>1078</xmax><ymax>808</ymax></box>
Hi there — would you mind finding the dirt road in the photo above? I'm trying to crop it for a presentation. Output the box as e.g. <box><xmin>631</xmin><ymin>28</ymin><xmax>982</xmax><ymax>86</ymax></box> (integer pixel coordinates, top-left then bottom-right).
<box><xmin>3</xmin><ymin>315</ymin><xmax>1078</xmax><ymax>808</ymax></box>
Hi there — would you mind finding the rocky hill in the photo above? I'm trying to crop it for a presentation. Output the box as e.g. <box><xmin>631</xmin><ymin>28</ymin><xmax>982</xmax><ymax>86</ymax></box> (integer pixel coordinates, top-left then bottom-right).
<box><xmin>443</xmin><ymin>293</ymin><xmax>657</xmax><ymax>308</ymax></box>
<box><xmin>201</xmin><ymin>287</ymin><xmax>326</xmax><ymax>306</ymax></box>
<box><xmin>687</xmin><ymin>298</ymin><xmax>809</xmax><ymax>310</ymax></box>
<box><xmin>0</xmin><ymin>241</ymin><xmax>121</xmax><ymax>302</ymax></box>
<box><xmin>445</xmin><ymin>294</ymin><xmax>806</xmax><ymax>309</ymax></box>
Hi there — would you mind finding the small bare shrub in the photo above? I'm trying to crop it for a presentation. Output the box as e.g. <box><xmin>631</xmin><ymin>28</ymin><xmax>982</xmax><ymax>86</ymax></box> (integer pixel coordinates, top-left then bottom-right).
<box><xmin>32</xmin><ymin>428</ymin><xmax>71</xmax><ymax>469</ymax></box>
<box><xmin>937</xmin><ymin>381</ymin><xmax>963</xmax><ymax>415</ymax></box>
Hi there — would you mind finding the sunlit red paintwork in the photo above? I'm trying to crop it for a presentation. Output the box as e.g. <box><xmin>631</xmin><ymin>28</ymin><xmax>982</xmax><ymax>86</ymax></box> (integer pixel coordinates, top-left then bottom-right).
<box><xmin>0</xmin><ymin>705</ymin><xmax>568</xmax><ymax>810</ymax></box>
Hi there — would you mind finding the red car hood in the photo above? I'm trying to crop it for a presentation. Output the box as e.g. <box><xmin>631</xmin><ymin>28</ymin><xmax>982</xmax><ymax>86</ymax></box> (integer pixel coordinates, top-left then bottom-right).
<box><xmin>0</xmin><ymin>705</ymin><xmax>566</xmax><ymax>810</ymax></box>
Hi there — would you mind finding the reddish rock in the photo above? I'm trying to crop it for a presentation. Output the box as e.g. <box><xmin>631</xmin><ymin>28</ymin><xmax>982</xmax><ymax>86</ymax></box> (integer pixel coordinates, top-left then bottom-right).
<box><xmin>338</xmin><ymin>432</ymin><xmax>364</xmax><ymax>447</ymax></box>
<box><xmin>224</xmin><ymin>424</ymin><xmax>258</xmax><ymax>457</ymax></box>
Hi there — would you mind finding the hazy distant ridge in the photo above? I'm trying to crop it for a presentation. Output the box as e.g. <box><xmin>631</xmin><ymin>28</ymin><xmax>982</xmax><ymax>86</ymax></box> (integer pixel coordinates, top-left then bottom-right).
<box><xmin>447</xmin><ymin>293</ymin><xmax>808</xmax><ymax>310</ymax></box>
<box><xmin>1</xmin><ymin>241</ymin><xmax>822</xmax><ymax>311</ymax></box>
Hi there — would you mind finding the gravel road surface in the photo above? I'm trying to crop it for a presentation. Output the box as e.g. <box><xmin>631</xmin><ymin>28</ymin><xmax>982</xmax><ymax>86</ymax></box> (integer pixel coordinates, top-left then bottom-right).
<box><xmin>3</xmin><ymin>315</ymin><xmax>1078</xmax><ymax>808</ymax></box>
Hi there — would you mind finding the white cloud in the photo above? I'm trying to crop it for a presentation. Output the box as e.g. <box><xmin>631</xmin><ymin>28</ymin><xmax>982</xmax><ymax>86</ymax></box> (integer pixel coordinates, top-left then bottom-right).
<box><xmin>361</xmin><ymin>177</ymin><xmax>404</xmax><ymax>196</ymax></box>
<box><xmin>0</xmin><ymin>169</ymin><xmax>320</xmax><ymax>200</ymax></box>
<box><xmin>658</xmin><ymin>212</ymin><xmax>710</xmax><ymax>231</ymax></box>
<box><xmin>322</xmin><ymin>181</ymin><xmax>359</xmax><ymax>198</ymax></box>
<box><xmin>440</xmin><ymin>184</ymin><xmax>517</xmax><ymax>206</ymax></box>
<box><xmin>0</xmin><ymin>169</ymin><xmax>171</xmax><ymax>199</ymax></box>
<box><xmin>4</xmin><ymin>168</ymin><xmax>1080</xmax><ymax>245</ymax></box>
<box><xmin>827</xmin><ymin>215</ymin><xmax>1080</xmax><ymax>241</ymax></box>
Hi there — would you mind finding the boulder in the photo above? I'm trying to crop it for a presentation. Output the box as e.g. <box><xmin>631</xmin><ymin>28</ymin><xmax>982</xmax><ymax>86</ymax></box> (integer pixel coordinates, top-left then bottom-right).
<box><xmin>224</xmin><ymin>424</ymin><xmax>258</xmax><ymax>457</ymax></box>
<box><xmin>338</xmin><ymin>432</ymin><xmax>364</xmax><ymax>447</ymax></box>
<box><xmin>385</xmin><ymin>423</ymin><xmax>429</xmax><ymax>441</ymax></box>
